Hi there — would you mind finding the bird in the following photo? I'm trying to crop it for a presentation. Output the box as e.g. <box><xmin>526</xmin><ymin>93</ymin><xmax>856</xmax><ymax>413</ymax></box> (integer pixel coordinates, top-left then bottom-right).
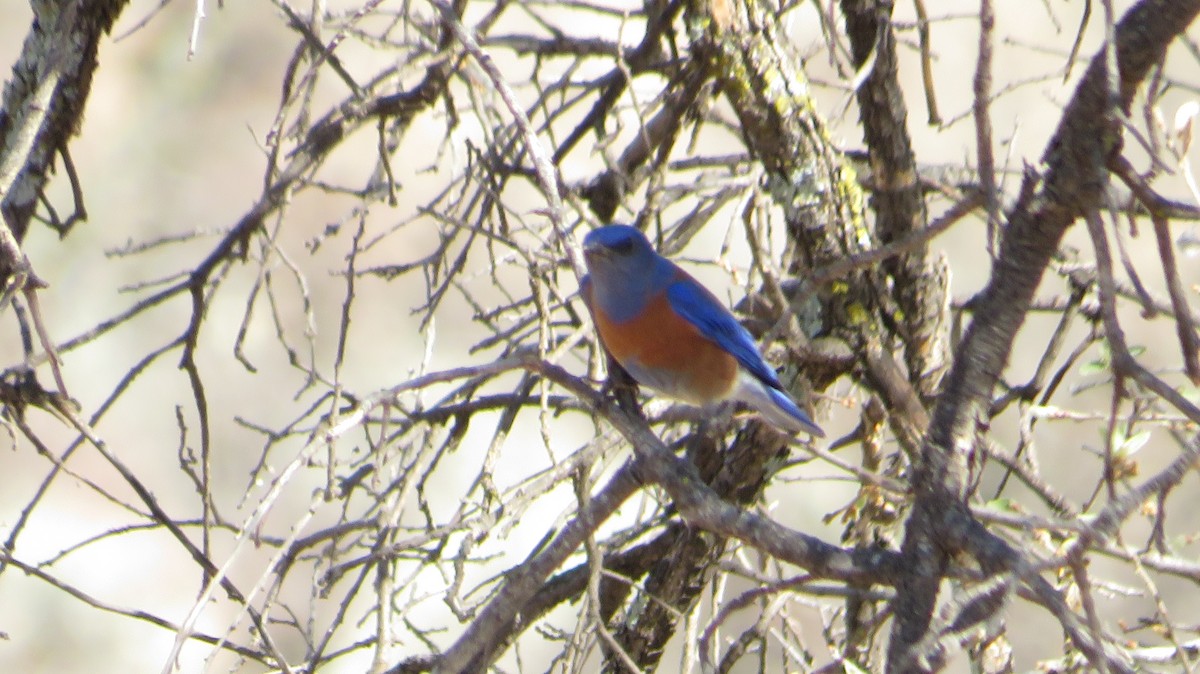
<box><xmin>580</xmin><ymin>224</ymin><xmax>824</xmax><ymax>437</ymax></box>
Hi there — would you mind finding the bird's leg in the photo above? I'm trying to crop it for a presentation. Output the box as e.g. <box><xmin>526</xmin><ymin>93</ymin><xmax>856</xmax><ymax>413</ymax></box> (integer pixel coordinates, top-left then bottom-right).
<box><xmin>709</xmin><ymin>401</ymin><xmax>738</xmax><ymax>431</ymax></box>
<box><xmin>684</xmin><ymin>409</ymin><xmax>728</xmax><ymax>481</ymax></box>
<box><xmin>601</xmin><ymin>352</ymin><xmax>645</xmax><ymax>420</ymax></box>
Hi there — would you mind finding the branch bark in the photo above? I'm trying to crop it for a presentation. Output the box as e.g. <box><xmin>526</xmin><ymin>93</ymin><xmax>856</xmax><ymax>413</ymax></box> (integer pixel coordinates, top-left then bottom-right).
<box><xmin>889</xmin><ymin>1</ymin><xmax>1200</xmax><ymax>671</ymax></box>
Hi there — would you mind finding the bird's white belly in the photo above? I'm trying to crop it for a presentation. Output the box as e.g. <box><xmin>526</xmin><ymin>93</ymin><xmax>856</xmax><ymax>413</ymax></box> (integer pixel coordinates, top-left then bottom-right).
<box><xmin>622</xmin><ymin>358</ymin><xmax>738</xmax><ymax>406</ymax></box>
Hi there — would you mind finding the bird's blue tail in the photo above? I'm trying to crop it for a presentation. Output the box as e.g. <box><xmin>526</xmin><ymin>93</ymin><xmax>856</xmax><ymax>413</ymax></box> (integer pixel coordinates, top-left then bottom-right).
<box><xmin>763</xmin><ymin>386</ymin><xmax>825</xmax><ymax>437</ymax></box>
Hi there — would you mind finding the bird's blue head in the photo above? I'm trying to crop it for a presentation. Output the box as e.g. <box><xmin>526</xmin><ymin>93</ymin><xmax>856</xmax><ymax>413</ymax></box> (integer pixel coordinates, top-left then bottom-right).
<box><xmin>583</xmin><ymin>225</ymin><xmax>657</xmax><ymax>270</ymax></box>
<box><xmin>582</xmin><ymin>225</ymin><xmax>671</xmax><ymax>318</ymax></box>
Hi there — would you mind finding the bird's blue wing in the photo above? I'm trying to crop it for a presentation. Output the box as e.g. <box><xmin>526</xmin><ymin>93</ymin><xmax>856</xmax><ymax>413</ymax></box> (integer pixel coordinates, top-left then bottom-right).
<box><xmin>666</xmin><ymin>278</ymin><xmax>784</xmax><ymax>389</ymax></box>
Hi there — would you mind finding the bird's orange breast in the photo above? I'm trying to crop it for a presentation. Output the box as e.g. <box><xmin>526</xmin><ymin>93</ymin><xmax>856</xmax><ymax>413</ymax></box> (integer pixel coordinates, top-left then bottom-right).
<box><xmin>590</xmin><ymin>290</ymin><xmax>738</xmax><ymax>405</ymax></box>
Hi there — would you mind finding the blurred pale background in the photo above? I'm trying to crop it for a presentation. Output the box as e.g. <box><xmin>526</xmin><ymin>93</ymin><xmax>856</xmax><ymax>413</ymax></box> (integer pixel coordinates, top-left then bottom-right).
<box><xmin>0</xmin><ymin>1</ymin><xmax>1198</xmax><ymax>672</ymax></box>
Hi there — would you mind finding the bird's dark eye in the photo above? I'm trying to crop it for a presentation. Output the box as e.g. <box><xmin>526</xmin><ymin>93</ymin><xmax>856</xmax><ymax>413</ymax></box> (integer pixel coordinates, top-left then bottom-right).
<box><xmin>610</xmin><ymin>238</ymin><xmax>635</xmax><ymax>255</ymax></box>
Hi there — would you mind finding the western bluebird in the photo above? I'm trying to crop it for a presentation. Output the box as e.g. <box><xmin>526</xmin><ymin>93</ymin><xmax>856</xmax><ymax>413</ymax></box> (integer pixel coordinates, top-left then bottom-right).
<box><xmin>581</xmin><ymin>225</ymin><xmax>824</xmax><ymax>437</ymax></box>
